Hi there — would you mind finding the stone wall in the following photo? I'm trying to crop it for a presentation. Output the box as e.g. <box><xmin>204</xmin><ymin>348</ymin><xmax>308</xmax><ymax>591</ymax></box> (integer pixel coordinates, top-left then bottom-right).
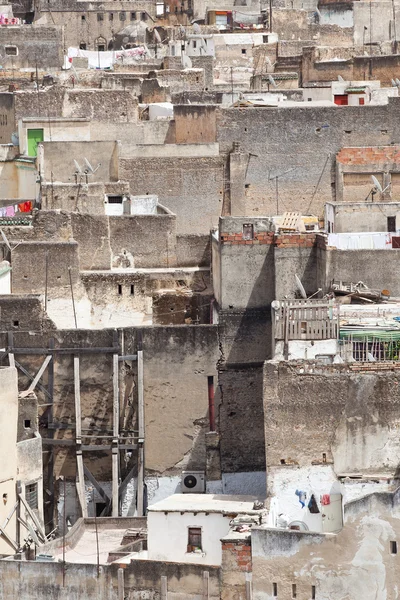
<box><xmin>221</xmin><ymin>535</ymin><xmax>252</xmax><ymax>600</ymax></box>
<box><xmin>216</xmin><ymin>98</ymin><xmax>400</xmax><ymax>217</ymax></box>
<box><xmin>119</xmin><ymin>155</ymin><xmax>224</xmax><ymax>234</ymax></box>
<box><xmin>0</xmin><ymin>25</ymin><xmax>63</xmax><ymax>69</ymax></box>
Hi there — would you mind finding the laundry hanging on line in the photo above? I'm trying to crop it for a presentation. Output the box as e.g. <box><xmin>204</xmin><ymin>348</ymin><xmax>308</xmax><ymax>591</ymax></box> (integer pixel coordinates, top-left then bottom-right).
<box><xmin>321</xmin><ymin>494</ymin><xmax>330</xmax><ymax>506</ymax></box>
<box><xmin>308</xmin><ymin>494</ymin><xmax>320</xmax><ymax>514</ymax></box>
<box><xmin>0</xmin><ymin>201</ymin><xmax>32</xmax><ymax>217</ymax></box>
<box><xmin>295</xmin><ymin>489</ymin><xmax>307</xmax><ymax>508</ymax></box>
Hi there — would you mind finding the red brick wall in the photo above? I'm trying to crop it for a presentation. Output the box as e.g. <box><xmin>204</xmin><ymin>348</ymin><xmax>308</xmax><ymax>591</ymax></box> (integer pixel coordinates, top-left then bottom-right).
<box><xmin>220</xmin><ymin>232</ymin><xmax>327</xmax><ymax>249</ymax></box>
<box><xmin>222</xmin><ymin>539</ymin><xmax>252</xmax><ymax>572</ymax></box>
<box><xmin>337</xmin><ymin>146</ymin><xmax>400</xmax><ymax>166</ymax></box>
<box><xmin>220</xmin><ymin>231</ymin><xmax>274</xmax><ymax>245</ymax></box>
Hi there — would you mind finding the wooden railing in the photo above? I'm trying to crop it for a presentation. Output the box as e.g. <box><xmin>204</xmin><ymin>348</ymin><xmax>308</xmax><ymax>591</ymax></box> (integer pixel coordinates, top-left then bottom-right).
<box><xmin>274</xmin><ymin>299</ymin><xmax>338</xmax><ymax>340</ymax></box>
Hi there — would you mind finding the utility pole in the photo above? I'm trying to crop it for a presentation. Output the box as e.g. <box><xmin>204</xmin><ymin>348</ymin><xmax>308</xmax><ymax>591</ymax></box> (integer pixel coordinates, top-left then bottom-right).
<box><xmin>269</xmin><ymin>0</ymin><xmax>273</xmax><ymax>33</ymax></box>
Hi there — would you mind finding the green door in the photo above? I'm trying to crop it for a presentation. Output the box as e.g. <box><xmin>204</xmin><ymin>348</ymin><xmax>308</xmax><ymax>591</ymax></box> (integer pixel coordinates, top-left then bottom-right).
<box><xmin>27</xmin><ymin>128</ymin><xmax>44</xmax><ymax>157</ymax></box>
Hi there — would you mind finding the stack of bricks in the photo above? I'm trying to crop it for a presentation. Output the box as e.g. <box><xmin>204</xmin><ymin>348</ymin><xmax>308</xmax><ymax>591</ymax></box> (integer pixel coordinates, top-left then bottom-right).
<box><xmin>337</xmin><ymin>146</ymin><xmax>400</xmax><ymax>166</ymax></box>
<box><xmin>222</xmin><ymin>539</ymin><xmax>252</xmax><ymax>572</ymax></box>
<box><xmin>220</xmin><ymin>231</ymin><xmax>274</xmax><ymax>245</ymax></box>
<box><xmin>274</xmin><ymin>233</ymin><xmax>318</xmax><ymax>248</ymax></box>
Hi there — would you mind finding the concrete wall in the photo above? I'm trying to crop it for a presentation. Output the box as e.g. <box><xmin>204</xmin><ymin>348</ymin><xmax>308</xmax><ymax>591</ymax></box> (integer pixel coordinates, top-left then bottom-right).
<box><xmin>216</xmin><ymin>99</ymin><xmax>400</xmax><ymax>217</ymax></box>
<box><xmin>0</xmin><ymin>94</ymin><xmax>15</xmax><ymax>144</ymax></box>
<box><xmin>0</xmin><ymin>556</ymin><xmax>220</xmax><ymax>599</ymax></box>
<box><xmin>0</xmin><ymin>25</ymin><xmax>63</xmax><ymax>69</ymax></box>
<box><xmin>0</xmin><ymin>367</ymin><xmax>18</xmax><ymax>555</ymax></box>
<box><xmin>39</xmin><ymin>140</ymin><xmax>119</xmax><ymax>184</ymax></box>
<box><xmin>252</xmin><ymin>491</ymin><xmax>400</xmax><ymax>600</ymax></box>
<box><xmin>329</xmin><ymin>201</ymin><xmax>400</xmax><ymax>233</ymax></box>
<box><xmin>119</xmin><ymin>155</ymin><xmax>224</xmax><ymax>234</ymax></box>
<box><xmin>324</xmin><ymin>247</ymin><xmax>400</xmax><ymax>295</ymax></box>
<box><xmin>19</xmin><ymin>119</ymin><xmax>91</xmax><ymax>156</ymax></box>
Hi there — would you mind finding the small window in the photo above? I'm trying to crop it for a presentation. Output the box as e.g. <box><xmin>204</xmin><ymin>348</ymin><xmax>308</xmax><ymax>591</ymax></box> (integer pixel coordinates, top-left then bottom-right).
<box><xmin>322</xmin><ymin>452</ymin><xmax>327</xmax><ymax>463</ymax></box>
<box><xmin>24</xmin><ymin>419</ymin><xmax>31</xmax><ymax>428</ymax></box>
<box><xmin>242</xmin><ymin>48</ymin><xmax>246</xmax><ymax>54</ymax></box>
<box><xmin>109</xmin><ymin>13</ymin><xmax>114</xmax><ymax>21</ymax></box>
<box><xmin>141</xmin><ymin>12</ymin><xmax>148</xmax><ymax>20</ymax></box>
<box><xmin>5</xmin><ymin>46</ymin><xmax>18</xmax><ymax>56</ymax></box>
<box><xmin>292</xmin><ymin>584</ymin><xmax>297</xmax><ymax>598</ymax></box>
<box><xmin>242</xmin><ymin>223</ymin><xmax>254</xmax><ymax>240</ymax></box>
<box><xmin>81</xmin><ymin>15</ymin><xmax>86</xmax><ymax>21</ymax></box>
<box><xmin>25</xmin><ymin>483</ymin><xmax>38</xmax><ymax>510</ymax></box>
<box><xmin>311</xmin><ymin>585</ymin><xmax>316</xmax><ymax>599</ymax></box>
<box><xmin>391</xmin><ymin>540</ymin><xmax>397</xmax><ymax>554</ymax></box>
<box><xmin>130</xmin><ymin>12</ymin><xmax>135</xmax><ymax>20</ymax></box>
<box><xmin>108</xmin><ymin>196</ymin><xmax>123</xmax><ymax>204</ymax></box>
<box><xmin>193</xmin><ymin>40</ymin><xmax>197</xmax><ymax>49</ymax></box>
<box><xmin>263</xmin><ymin>34</ymin><xmax>269</xmax><ymax>43</ymax></box>
<box><xmin>388</xmin><ymin>216</ymin><xmax>396</xmax><ymax>232</ymax></box>
<box><xmin>280</xmin><ymin>459</ymin><xmax>286</xmax><ymax>465</ymax></box>
<box><xmin>273</xmin><ymin>583</ymin><xmax>278</xmax><ymax>597</ymax></box>
<box><xmin>120</xmin><ymin>11</ymin><xmax>126</xmax><ymax>20</ymax></box>
<box><xmin>13</xmin><ymin>320</ymin><xmax>19</xmax><ymax>328</ymax></box>
<box><xmin>79</xmin><ymin>42</ymin><xmax>87</xmax><ymax>50</ymax></box>
<box><xmin>359</xmin><ymin>97</ymin><xmax>365</xmax><ymax>105</ymax></box>
<box><xmin>97</xmin><ymin>13</ymin><xmax>104</xmax><ymax>21</ymax></box>
<box><xmin>130</xmin><ymin>284</ymin><xmax>135</xmax><ymax>295</ymax></box>
<box><xmin>118</xmin><ymin>284</ymin><xmax>122</xmax><ymax>295</ymax></box>
<box><xmin>97</xmin><ymin>44</ymin><xmax>105</xmax><ymax>52</ymax></box>
<box><xmin>187</xmin><ymin>527</ymin><xmax>202</xmax><ymax>552</ymax></box>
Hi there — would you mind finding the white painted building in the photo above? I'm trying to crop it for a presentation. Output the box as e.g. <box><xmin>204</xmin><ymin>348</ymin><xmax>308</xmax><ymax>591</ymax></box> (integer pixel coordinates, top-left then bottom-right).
<box><xmin>147</xmin><ymin>494</ymin><xmax>261</xmax><ymax>565</ymax></box>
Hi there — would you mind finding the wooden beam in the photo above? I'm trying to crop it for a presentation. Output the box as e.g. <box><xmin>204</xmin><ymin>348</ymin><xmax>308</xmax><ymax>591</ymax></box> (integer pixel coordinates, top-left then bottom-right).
<box><xmin>15</xmin><ymin>360</ymin><xmax>51</xmax><ymax>399</ymax></box>
<box><xmin>74</xmin><ymin>356</ymin><xmax>87</xmax><ymax>518</ymax></box>
<box><xmin>83</xmin><ymin>465</ymin><xmax>110</xmax><ymax>505</ymax></box>
<box><xmin>20</xmin><ymin>355</ymin><xmax>52</xmax><ymax>397</ymax></box>
<box><xmin>18</xmin><ymin>494</ymin><xmax>46</xmax><ymax>542</ymax></box>
<box><xmin>9</xmin><ymin>347</ymin><xmax>121</xmax><ymax>355</ymax></box>
<box><xmin>0</xmin><ymin>524</ymin><xmax>18</xmax><ymax>551</ymax></box>
<box><xmin>112</xmin><ymin>332</ymin><xmax>120</xmax><ymax>517</ymax></box>
<box><xmin>7</xmin><ymin>332</ymin><xmax>14</xmax><ymax>368</ymax></box>
<box><xmin>137</xmin><ymin>349</ymin><xmax>144</xmax><ymax>517</ymax></box>
<box><xmin>118</xmin><ymin>464</ymin><xmax>138</xmax><ymax>501</ymax></box>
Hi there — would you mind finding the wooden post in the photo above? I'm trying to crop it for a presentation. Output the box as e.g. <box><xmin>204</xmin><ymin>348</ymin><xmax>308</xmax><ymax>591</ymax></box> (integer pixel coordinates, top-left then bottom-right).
<box><xmin>118</xmin><ymin>568</ymin><xmax>125</xmax><ymax>600</ymax></box>
<box><xmin>74</xmin><ymin>356</ymin><xmax>87</xmax><ymax>518</ymax></box>
<box><xmin>137</xmin><ymin>348</ymin><xmax>144</xmax><ymax>516</ymax></box>
<box><xmin>161</xmin><ymin>575</ymin><xmax>168</xmax><ymax>600</ymax></box>
<box><xmin>202</xmin><ymin>571</ymin><xmax>209</xmax><ymax>600</ymax></box>
<box><xmin>112</xmin><ymin>349</ymin><xmax>119</xmax><ymax>517</ymax></box>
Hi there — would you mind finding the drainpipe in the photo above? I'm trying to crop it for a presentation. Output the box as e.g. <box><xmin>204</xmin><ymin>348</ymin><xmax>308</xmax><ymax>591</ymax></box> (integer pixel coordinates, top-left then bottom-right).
<box><xmin>208</xmin><ymin>375</ymin><xmax>215</xmax><ymax>432</ymax></box>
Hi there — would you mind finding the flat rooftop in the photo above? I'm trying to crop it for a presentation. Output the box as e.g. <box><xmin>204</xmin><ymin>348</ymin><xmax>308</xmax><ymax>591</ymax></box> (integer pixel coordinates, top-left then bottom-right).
<box><xmin>148</xmin><ymin>494</ymin><xmax>262</xmax><ymax>514</ymax></box>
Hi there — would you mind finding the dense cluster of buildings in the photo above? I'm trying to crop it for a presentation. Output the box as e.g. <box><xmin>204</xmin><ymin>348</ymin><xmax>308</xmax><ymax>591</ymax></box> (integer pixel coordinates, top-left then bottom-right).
<box><xmin>1</xmin><ymin>0</ymin><xmax>400</xmax><ymax>597</ymax></box>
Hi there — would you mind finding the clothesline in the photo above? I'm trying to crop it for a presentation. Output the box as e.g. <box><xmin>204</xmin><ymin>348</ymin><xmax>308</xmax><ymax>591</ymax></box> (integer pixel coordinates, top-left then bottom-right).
<box><xmin>0</xmin><ymin>201</ymin><xmax>33</xmax><ymax>218</ymax></box>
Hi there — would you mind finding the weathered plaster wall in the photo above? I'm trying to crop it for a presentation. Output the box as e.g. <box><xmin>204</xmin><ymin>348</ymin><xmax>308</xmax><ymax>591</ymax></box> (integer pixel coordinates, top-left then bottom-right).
<box><xmin>252</xmin><ymin>491</ymin><xmax>400</xmax><ymax>600</ymax></box>
<box><xmin>216</xmin><ymin>99</ymin><xmax>400</xmax><ymax>217</ymax></box>
<box><xmin>264</xmin><ymin>361</ymin><xmax>400</xmax><ymax>474</ymax></box>
<box><xmin>324</xmin><ymin>247</ymin><xmax>400</xmax><ymax>295</ymax></box>
<box><xmin>119</xmin><ymin>155</ymin><xmax>224</xmax><ymax>234</ymax></box>
<box><xmin>0</xmin><ymin>367</ymin><xmax>18</xmax><ymax>555</ymax></box>
<box><xmin>0</xmin><ymin>25</ymin><xmax>63</xmax><ymax>69</ymax></box>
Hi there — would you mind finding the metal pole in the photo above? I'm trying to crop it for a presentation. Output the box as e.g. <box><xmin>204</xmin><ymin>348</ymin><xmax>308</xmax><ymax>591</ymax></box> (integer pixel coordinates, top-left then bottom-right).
<box><xmin>68</xmin><ymin>267</ymin><xmax>78</xmax><ymax>329</ymax></box>
<box><xmin>275</xmin><ymin>176</ymin><xmax>279</xmax><ymax>214</ymax></box>
<box><xmin>230</xmin><ymin>67</ymin><xmax>234</xmax><ymax>105</ymax></box>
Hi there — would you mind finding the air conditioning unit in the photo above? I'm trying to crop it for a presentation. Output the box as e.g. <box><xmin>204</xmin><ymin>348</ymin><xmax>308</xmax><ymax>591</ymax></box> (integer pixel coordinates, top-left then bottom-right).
<box><xmin>181</xmin><ymin>471</ymin><xmax>205</xmax><ymax>493</ymax></box>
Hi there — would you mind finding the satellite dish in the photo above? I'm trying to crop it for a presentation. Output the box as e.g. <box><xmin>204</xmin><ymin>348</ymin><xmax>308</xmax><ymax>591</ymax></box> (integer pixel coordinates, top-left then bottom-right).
<box><xmin>338</xmin><ymin>75</ymin><xmax>345</xmax><ymax>82</ymax></box>
<box><xmin>268</xmin><ymin>73</ymin><xmax>277</xmax><ymax>87</ymax></box>
<box><xmin>396</xmin><ymin>78</ymin><xmax>400</xmax><ymax>86</ymax></box>
<box><xmin>371</xmin><ymin>175</ymin><xmax>390</xmax><ymax>193</ymax></box>
<box><xmin>73</xmin><ymin>159</ymin><xmax>83</xmax><ymax>174</ymax></box>
<box><xmin>0</xmin><ymin>228</ymin><xmax>11</xmax><ymax>251</ymax></box>
<box><xmin>392</xmin><ymin>79</ymin><xmax>397</xmax><ymax>87</ymax></box>
<box><xmin>295</xmin><ymin>274</ymin><xmax>307</xmax><ymax>299</ymax></box>
<box><xmin>182</xmin><ymin>54</ymin><xmax>192</xmax><ymax>69</ymax></box>
<box><xmin>154</xmin><ymin>28</ymin><xmax>161</xmax><ymax>43</ymax></box>
<box><xmin>83</xmin><ymin>157</ymin><xmax>100</xmax><ymax>174</ymax></box>
<box><xmin>193</xmin><ymin>22</ymin><xmax>201</xmax><ymax>33</ymax></box>
<box><xmin>122</xmin><ymin>36</ymin><xmax>129</xmax><ymax>44</ymax></box>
